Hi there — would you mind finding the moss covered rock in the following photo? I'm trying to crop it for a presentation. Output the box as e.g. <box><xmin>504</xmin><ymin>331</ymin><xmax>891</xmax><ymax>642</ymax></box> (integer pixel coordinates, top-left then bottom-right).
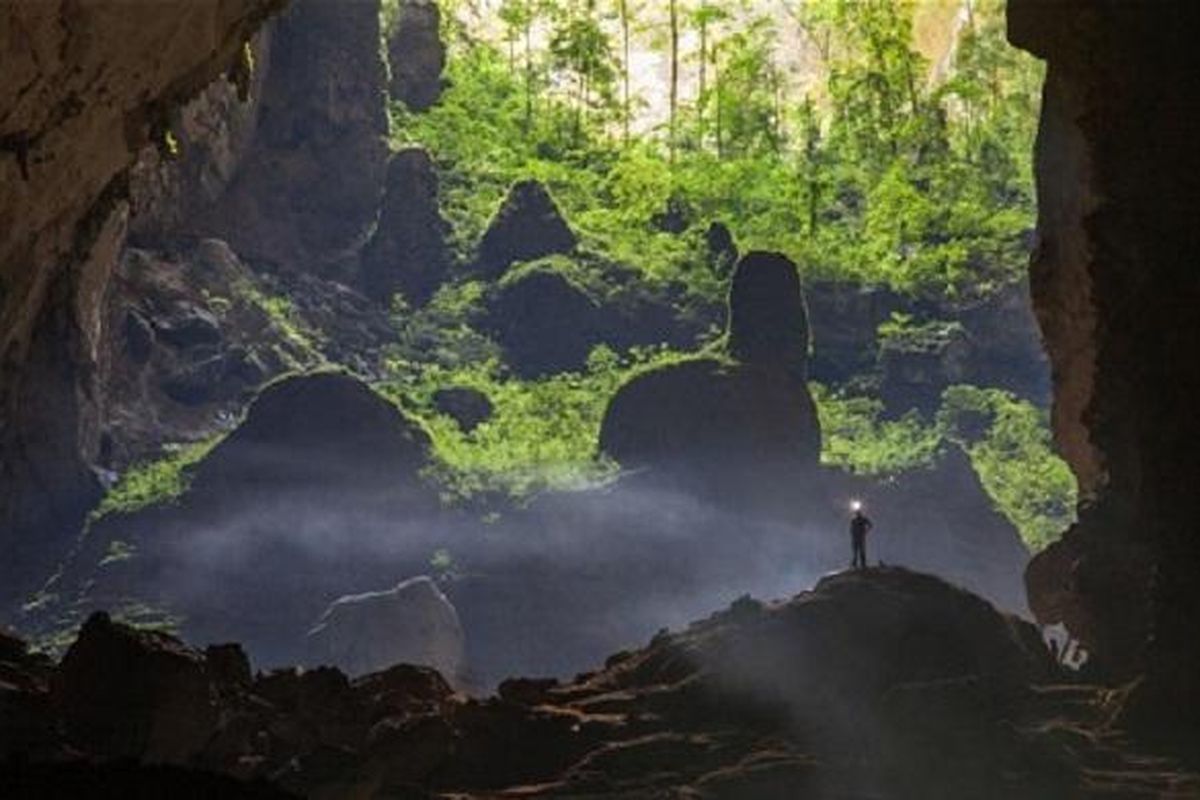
<box><xmin>475</xmin><ymin>180</ymin><xmax>577</xmax><ymax>278</ymax></box>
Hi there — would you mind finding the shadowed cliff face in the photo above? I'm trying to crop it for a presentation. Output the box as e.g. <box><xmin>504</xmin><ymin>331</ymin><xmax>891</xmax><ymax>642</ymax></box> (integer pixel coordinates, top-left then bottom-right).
<box><xmin>0</xmin><ymin>0</ymin><xmax>285</xmax><ymax>613</ymax></box>
<box><xmin>1009</xmin><ymin>1</ymin><xmax>1200</xmax><ymax>726</ymax></box>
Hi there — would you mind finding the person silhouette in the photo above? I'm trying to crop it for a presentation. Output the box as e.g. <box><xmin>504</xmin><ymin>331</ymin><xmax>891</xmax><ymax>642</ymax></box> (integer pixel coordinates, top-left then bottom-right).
<box><xmin>849</xmin><ymin>503</ymin><xmax>873</xmax><ymax>570</ymax></box>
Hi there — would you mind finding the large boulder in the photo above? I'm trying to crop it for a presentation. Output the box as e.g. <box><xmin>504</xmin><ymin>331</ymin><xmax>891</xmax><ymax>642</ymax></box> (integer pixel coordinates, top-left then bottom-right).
<box><xmin>185</xmin><ymin>371</ymin><xmax>432</xmax><ymax>498</ymax></box>
<box><xmin>432</xmin><ymin>387</ymin><xmax>493</xmax><ymax>432</ymax></box>
<box><xmin>475</xmin><ymin>181</ymin><xmax>577</xmax><ymax>278</ymax></box>
<box><xmin>600</xmin><ymin>357</ymin><xmax>821</xmax><ymax>480</ymax></box>
<box><xmin>386</xmin><ymin>0</ymin><xmax>446</xmax><ymax>111</ymax></box>
<box><xmin>599</xmin><ymin>252</ymin><xmax>821</xmax><ymax>502</ymax></box>
<box><xmin>54</xmin><ymin>612</ymin><xmax>217</xmax><ymax>763</ymax></box>
<box><xmin>480</xmin><ymin>266</ymin><xmax>601</xmax><ymax>377</ymax></box>
<box><xmin>361</xmin><ymin>147</ymin><xmax>451</xmax><ymax>307</ymax></box>
<box><xmin>32</xmin><ymin>372</ymin><xmax>440</xmax><ymax>668</ymax></box>
<box><xmin>306</xmin><ymin>576</ymin><xmax>465</xmax><ymax>681</ymax></box>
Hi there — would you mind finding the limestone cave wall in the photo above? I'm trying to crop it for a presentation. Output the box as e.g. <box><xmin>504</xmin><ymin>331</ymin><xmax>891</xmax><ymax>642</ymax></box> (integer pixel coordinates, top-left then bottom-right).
<box><xmin>0</xmin><ymin>0</ymin><xmax>284</xmax><ymax>611</ymax></box>
<box><xmin>1009</xmin><ymin>0</ymin><xmax>1200</xmax><ymax>719</ymax></box>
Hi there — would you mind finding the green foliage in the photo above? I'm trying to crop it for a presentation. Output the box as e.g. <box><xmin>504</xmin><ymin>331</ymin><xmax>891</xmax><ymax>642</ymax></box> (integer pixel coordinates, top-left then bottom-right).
<box><xmin>93</xmin><ymin>437</ymin><xmax>223</xmax><ymax>520</ymax></box>
<box><xmin>877</xmin><ymin>313</ymin><xmax>964</xmax><ymax>353</ymax></box>
<box><xmin>938</xmin><ymin>385</ymin><xmax>1077</xmax><ymax>551</ymax></box>
<box><xmin>814</xmin><ymin>383</ymin><xmax>1077</xmax><ymax>551</ymax></box>
<box><xmin>813</xmin><ymin>383</ymin><xmax>944</xmax><ymax>477</ymax></box>
<box><xmin>377</xmin><ymin>345</ymin><xmax>687</xmax><ymax>504</ymax></box>
<box><xmin>396</xmin><ymin>0</ymin><xmax>1041</xmax><ymax>301</ymax></box>
<box><xmin>380</xmin><ymin>2</ymin><xmax>1066</xmax><ymax>550</ymax></box>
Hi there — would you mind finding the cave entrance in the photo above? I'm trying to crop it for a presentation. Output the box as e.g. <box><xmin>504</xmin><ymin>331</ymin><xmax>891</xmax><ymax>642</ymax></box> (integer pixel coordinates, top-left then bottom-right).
<box><xmin>3</xmin><ymin>0</ymin><xmax>1079</xmax><ymax>684</ymax></box>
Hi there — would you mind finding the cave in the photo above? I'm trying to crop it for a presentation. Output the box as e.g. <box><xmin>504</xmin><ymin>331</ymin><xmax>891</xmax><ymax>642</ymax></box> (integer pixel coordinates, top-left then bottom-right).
<box><xmin>2</xmin><ymin>0</ymin><xmax>1199</xmax><ymax>796</ymax></box>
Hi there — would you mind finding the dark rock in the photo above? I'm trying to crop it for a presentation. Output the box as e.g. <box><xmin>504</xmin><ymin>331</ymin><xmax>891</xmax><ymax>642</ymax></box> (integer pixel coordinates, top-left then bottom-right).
<box><xmin>480</xmin><ymin>266</ymin><xmax>600</xmax><ymax>377</ymax></box>
<box><xmin>54</xmin><ymin>612</ymin><xmax>218</xmax><ymax>763</ymax></box>
<box><xmin>1009</xmin><ymin>0</ymin><xmax>1200</xmax><ymax>717</ymax></box>
<box><xmin>432</xmin><ymin>387</ymin><xmax>493</xmax><ymax>432</ymax></box>
<box><xmin>704</xmin><ymin>220</ymin><xmax>738</xmax><ymax>277</ymax></box>
<box><xmin>361</xmin><ymin>147</ymin><xmax>450</xmax><ymax>306</ymax></box>
<box><xmin>188</xmin><ymin>0</ymin><xmax>390</xmax><ymax>274</ymax></box>
<box><xmin>728</xmin><ymin>251</ymin><xmax>810</xmax><ymax>376</ymax></box>
<box><xmin>122</xmin><ymin>310</ymin><xmax>155</xmax><ymax>363</ymax></box>
<box><xmin>805</xmin><ymin>280</ymin><xmax>903</xmax><ymax>383</ymax></box>
<box><xmin>0</xmin><ymin>761</ymin><xmax>298</xmax><ymax>799</ymax></box>
<box><xmin>206</xmin><ymin>643</ymin><xmax>254</xmax><ymax>690</ymax></box>
<box><xmin>1024</xmin><ymin>512</ymin><xmax>1154</xmax><ymax>680</ymax></box>
<box><xmin>353</xmin><ymin>663</ymin><xmax>455</xmax><ymax>719</ymax></box>
<box><xmin>193</xmin><ymin>371</ymin><xmax>432</xmax><ymax>493</ymax></box>
<box><xmin>305</xmin><ymin>576</ymin><xmax>465</xmax><ymax>681</ymax></box>
<box><xmin>600</xmin><ymin>252</ymin><xmax>820</xmax><ymax>501</ymax></box>
<box><xmin>650</xmin><ymin>194</ymin><xmax>692</xmax><ymax>234</ymax></box>
<box><xmin>878</xmin><ymin>319</ymin><xmax>971</xmax><ymax>416</ymax></box>
<box><xmin>475</xmin><ymin>181</ymin><xmax>577</xmax><ymax>278</ymax></box>
<box><xmin>599</xmin><ymin>357</ymin><xmax>821</xmax><ymax>501</ymax></box>
<box><xmin>0</xmin><ymin>0</ymin><xmax>279</xmax><ymax>611</ymax></box>
<box><xmin>387</xmin><ymin>0</ymin><xmax>446</xmax><ymax>112</ymax></box>
<box><xmin>36</xmin><ymin>373</ymin><xmax>440</xmax><ymax>669</ymax></box>
<box><xmin>497</xmin><ymin>677</ymin><xmax>560</xmax><ymax>706</ymax></box>
<box><xmin>161</xmin><ymin>351</ymin><xmax>231</xmax><ymax>405</ymax></box>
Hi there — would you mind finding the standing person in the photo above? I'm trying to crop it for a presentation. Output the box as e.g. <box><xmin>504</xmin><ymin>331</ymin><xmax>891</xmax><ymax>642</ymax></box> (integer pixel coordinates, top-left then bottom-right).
<box><xmin>849</xmin><ymin>502</ymin><xmax>873</xmax><ymax>570</ymax></box>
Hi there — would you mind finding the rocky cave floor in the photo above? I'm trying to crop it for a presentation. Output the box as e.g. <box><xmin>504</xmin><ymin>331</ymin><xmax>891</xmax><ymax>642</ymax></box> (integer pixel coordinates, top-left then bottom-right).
<box><xmin>3</xmin><ymin>567</ymin><xmax>1198</xmax><ymax>800</ymax></box>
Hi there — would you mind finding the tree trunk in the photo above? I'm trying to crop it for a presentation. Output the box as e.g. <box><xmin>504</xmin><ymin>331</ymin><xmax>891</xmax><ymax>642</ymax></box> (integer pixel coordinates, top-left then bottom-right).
<box><xmin>698</xmin><ymin>17</ymin><xmax>708</xmax><ymax>149</ymax></box>
<box><xmin>669</xmin><ymin>0</ymin><xmax>679</xmax><ymax>162</ymax></box>
<box><xmin>620</xmin><ymin>0</ymin><xmax>631</xmax><ymax>144</ymax></box>
<box><xmin>524</xmin><ymin>20</ymin><xmax>534</xmax><ymax>131</ymax></box>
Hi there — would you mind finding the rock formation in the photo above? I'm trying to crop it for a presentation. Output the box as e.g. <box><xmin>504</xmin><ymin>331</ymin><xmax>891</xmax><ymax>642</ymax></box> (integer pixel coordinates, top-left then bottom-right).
<box><xmin>9</xmin><ymin>569</ymin><xmax>1199</xmax><ymax>798</ymax></box>
<box><xmin>99</xmin><ymin>239</ymin><xmax>313</xmax><ymax>468</ymax></box>
<box><xmin>475</xmin><ymin>180</ymin><xmax>578</xmax><ymax>278</ymax></box>
<box><xmin>805</xmin><ymin>279</ymin><xmax>1049</xmax><ymax>410</ymax></box>
<box><xmin>600</xmin><ymin>252</ymin><xmax>821</xmax><ymax>502</ymax></box>
<box><xmin>361</xmin><ymin>147</ymin><xmax>451</xmax><ymax>306</ymax></box>
<box><xmin>727</xmin><ymin>251</ymin><xmax>811</xmax><ymax>375</ymax></box>
<box><xmin>878</xmin><ymin>320</ymin><xmax>971</xmax><ymax>415</ymax></box>
<box><xmin>480</xmin><ymin>265</ymin><xmax>601</xmax><ymax>377</ymax></box>
<box><xmin>432</xmin><ymin>387</ymin><xmax>493</xmax><ymax>432</ymax></box>
<box><xmin>306</xmin><ymin>576</ymin><xmax>465</xmax><ymax>681</ymax></box>
<box><xmin>0</xmin><ymin>0</ymin><xmax>283</xmax><ymax>615</ymax></box>
<box><xmin>55</xmin><ymin>612</ymin><xmax>218</xmax><ymax>763</ymax></box>
<box><xmin>704</xmin><ymin>220</ymin><xmax>739</xmax><ymax>277</ymax></box>
<box><xmin>126</xmin><ymin>31</ymin><xmax>272</xmax><ymax>245</ymax></box>
<box><xmin>386</xmin><ymin>0</ymin><xmax>447</xmax><ymax>111</ymax></box>
<box><xmin>31</xmin><ymin>372</ymin><xmax>440</xmax><ymax>667</ymax></box>
<box><xmin>1009</xmin><ymin>0</ymin><xmax>1200</xmax><ymax>729</ymax></box>
<box><xmin>188</xmin><ymin>0</ymin><xmax>389</xmax><ymax>275</ymax></box>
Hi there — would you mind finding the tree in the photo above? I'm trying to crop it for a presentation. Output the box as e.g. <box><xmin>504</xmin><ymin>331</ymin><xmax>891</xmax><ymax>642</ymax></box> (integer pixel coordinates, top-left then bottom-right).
<box><xmin>668</xmin><ymin>0</ymin><xmax>679</xmax><ymax>162</ymax></box>
<box><xmin>617</xmin><ymin>0</ymin><xmax>633</xmax><ymax>143</ymax></box>
<box><xmin>550</xmin><ymin>0</ymin><xmax>618</xmax><ymax>145</ymax></box>
<box><xmin>712</xmin><ymin>15</ymin><xmax>782</xmax><ymax>157</ymax></box>
<box><xmin>689</xmin><ymin>3</ymin><xmax>728</xmax><ymax>152</ymax></box>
